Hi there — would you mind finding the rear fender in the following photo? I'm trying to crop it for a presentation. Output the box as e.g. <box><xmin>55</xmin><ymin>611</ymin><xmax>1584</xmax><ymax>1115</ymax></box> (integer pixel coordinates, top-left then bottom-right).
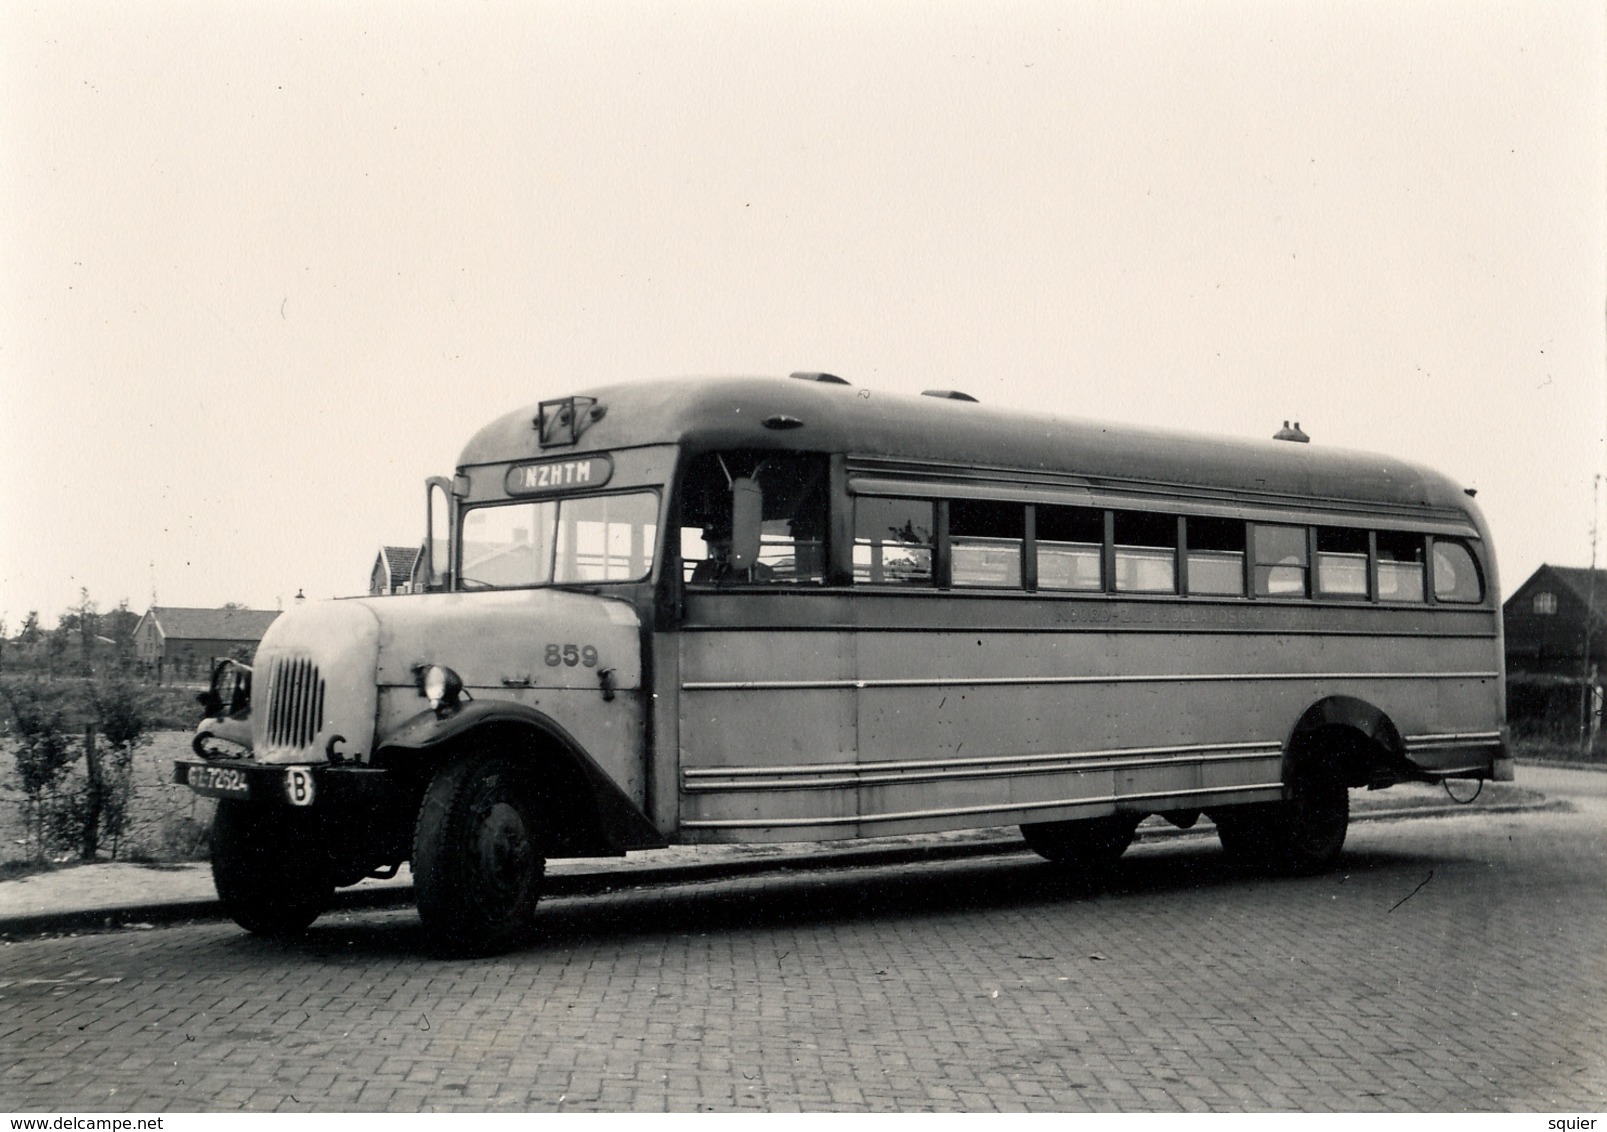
<box><xmin>1287</xmin><ymin>695</ymin><xmax>1409</xmax><ymax>789</ymax></box>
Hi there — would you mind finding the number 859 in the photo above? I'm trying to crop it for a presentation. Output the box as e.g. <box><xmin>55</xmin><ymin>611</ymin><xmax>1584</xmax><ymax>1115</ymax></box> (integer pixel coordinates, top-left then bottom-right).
<box><xmin>545</xmin><ymin>643</ymin><xmax>598</xmax><ymax>667</ymax></box>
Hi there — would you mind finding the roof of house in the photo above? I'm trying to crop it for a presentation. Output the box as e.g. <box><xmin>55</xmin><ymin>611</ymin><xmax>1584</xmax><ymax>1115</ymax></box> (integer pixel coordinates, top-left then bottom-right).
<box><xmin>1545</xmin><ymin>566</ymin><xmax>1607</xmax><ymax>610</ymax></box>
<box><xmin>375</xmin><ymin>545</ymin><xmax>422</xmax><ymax>590</ymax></box>
<box><xmin>1506</xmin><ymin>565</ymin><xmax>1607</xmax><ymax>622</ymax></box>
<box><xmin>142</xmin><ymin>606</ymin><xmax>281</xmax><ymax>642</ymax></box>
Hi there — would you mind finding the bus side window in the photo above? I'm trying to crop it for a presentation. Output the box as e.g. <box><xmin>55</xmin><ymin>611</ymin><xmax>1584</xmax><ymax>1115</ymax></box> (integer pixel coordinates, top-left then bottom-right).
<box><xmin>1037</xmin><ymin>505</ymin><xmax>1103</xmax><ymax>591</ymax></box>
<box><xmin>949</xmin><ymin>500</ymin><xmax>1024</xmax><ymax>589</ymax></box>
<box><xmin>854</xmin><ymin>497</ymin><xmax>935</xmax><ymax>585</ymax></box>
<box><xmin>1377</xmin><ymin>531</ymin><xmax>1426</xmax><ymax>603</ymax></box>
<box><xmin>1315</xmin><ymin>527</ymin><xmax>1369</xmax><ymax>598</ymax></box>
<box><xmin>1253</xmin><ymin>524</ymin><xmax>1308</xmax><ymax>596</ymax></box>
<box><xmin>679</xmin><ymin>450</ymin><xmax>828</xmax><ymax>585</ymax></box>
<box><xmin>1113</xmin><ymin>511</ymin><xmax>1177</xmax><ymax>593</ymax></box>
<box><xmin>1185</xmin><ymin>516</ymin><xmax>1246</xmax><ymax>596</ymax></box>
<box><xmin>1432</xmin><ymin>538</ymin><xmax>1484</xmax><ymax>603</ymax></box>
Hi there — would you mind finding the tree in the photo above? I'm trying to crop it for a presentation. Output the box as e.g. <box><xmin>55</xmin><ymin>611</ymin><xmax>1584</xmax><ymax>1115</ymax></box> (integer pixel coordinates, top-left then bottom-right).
<box><xmin>75</xmin><ymin>589</ymin><xmax>99</xmax><ymax>676</ymax></box>
<box><xmin>44</xmin><ymin>624</ymin><xmax>69</xmax><ymax>678</ymax></box>
<box><xmin>0</xmin><ymin>616</ymin><xmax>7</xmax><ymax>674</ymax></box>
<box><xmin>102</xmin><ymin>601</ymin><xmax>140</xmax><ymax>672</ymax></box>
<box><xmin>19</xmin><ymin>611</ymin><xmax>41</xmax><ymax>646</ymax></box>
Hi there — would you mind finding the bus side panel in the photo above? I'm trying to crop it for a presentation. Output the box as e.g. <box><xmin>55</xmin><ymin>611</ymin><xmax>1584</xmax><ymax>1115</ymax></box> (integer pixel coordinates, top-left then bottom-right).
<box><xmin>677</xmin><ymin>625</ymin><xmax>860</xmax><ymax>838</ymax></box>
<box><xmin>674</xmin><ymin>594</ymin><xmax>1502</xmax><ymax>840</ymax></box>
<box><xmin>854</xmin><ymin>626</ymin><xmax>1286</xmax><ymax>829</ymax></box>
<box><xmin>851</xmin><ymin>616</ymin><xmax>1502</xmax><ymax>827</ymax></box>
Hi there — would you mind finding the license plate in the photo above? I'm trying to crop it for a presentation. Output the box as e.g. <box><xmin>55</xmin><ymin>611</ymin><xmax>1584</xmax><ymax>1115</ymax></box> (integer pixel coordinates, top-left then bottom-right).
<box><xmin>187</xmin><ymin>764</ymin><xmax>250</xmax><ymax>799</ymax></box>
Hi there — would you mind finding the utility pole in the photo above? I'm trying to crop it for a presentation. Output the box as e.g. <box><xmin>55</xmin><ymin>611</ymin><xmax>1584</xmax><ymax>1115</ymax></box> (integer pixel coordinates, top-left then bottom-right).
<box><xmin>1584</xmin><ymin>473</ymin><xmax>1603</xmax><ymax>754</ymax></box>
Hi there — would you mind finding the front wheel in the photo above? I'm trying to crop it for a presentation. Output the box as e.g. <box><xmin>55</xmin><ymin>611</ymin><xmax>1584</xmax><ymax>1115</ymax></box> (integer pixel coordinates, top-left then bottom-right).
<box><xmin>211</xmin><ymin>800</ymin><xmax>334</xmax><ymax>936</ymax></box>
<box><xmin>413</xmin><ymin>752</ymin><xmax>546</xmax><ymax>956</ymax></box>
<box><xmin>1021</xmin><ymin>813</ymin><xmax>1141</xmax><ymax>867</ymax></box>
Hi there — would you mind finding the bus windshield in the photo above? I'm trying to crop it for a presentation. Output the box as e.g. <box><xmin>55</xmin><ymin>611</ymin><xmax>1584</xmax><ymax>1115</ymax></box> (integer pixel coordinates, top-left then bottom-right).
<box><xmin>459</xmin><ymin>491</ymin><xmax>659</xmax><ymax>588</ymax></box>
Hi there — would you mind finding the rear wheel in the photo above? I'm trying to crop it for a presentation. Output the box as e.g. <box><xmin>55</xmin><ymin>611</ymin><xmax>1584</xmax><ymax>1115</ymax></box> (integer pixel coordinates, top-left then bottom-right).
<box><xmin>211</xmin><ymin>800</ymin><xmax>334</xmax><ymax>936</ymax></box>
<box><xmin>413</xmin><ymin>752</ymin><xmax>546</xmax><ymax>956</ymax></box>
<box><xmin>1021</xmin><ymin>813</ymin><xmax>1141</xmax><ymax>867</ymax></box>
<box><xmin>1215</xmin><ymin>761</ymin><xmax>1348</xmax><ymax>875</ymax></box>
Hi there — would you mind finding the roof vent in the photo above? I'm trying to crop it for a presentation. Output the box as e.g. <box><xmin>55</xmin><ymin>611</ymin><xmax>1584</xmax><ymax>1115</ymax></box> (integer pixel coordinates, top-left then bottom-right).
<box><xmin>922</xmin><ymin>390</ymin><xmax>978</xmax><ymax>403</ymax></box>
<box><xmin>1273</xmin><ymin>420</ymin><xmax>1310</xmax><ymax>443</ymax></box>
<box><xmin>790</xmin><ymin>371</ymin><xmax>849</xmax><ymax>385</ymax></box>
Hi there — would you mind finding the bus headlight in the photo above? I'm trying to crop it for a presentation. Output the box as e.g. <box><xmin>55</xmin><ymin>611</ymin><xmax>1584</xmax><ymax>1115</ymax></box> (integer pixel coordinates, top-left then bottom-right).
<box><xmin>416</xmin><ymin>664</ymin><xmax>465</xmax><ymax>714</ymax></box>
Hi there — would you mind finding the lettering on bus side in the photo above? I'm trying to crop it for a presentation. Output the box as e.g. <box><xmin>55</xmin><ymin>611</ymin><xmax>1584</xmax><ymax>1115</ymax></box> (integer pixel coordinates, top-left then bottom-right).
<box><xmin>1055</xmin><ymin>604</ymin><xmax>1255</xmax><ymax>626</ymax></box>
<box><xmin>505</xmin><ymin>455</ymin><xmax>614</xmax><ymax>495</ymax></box>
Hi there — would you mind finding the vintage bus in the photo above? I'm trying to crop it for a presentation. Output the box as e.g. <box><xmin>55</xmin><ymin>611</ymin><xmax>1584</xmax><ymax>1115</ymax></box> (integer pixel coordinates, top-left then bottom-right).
<box><xmin>178</xmin><ymin>374</ymin><xmax>1509</xmax><ymax>953</ymax></box>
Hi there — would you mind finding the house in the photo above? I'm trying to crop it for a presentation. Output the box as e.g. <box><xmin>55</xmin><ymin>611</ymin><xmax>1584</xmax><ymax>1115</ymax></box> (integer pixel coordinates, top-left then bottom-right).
<box><xmin>1504</xmin><ymin>565</ymin><xmax>1607</xmax><ymax>678</ymax></box>
<box><xmin>1503</xmin><ymin>565</ymin><xmax>1606</xmax><ymax>740</ymax></box>
<box><xmin>370</xmin><ymin>545</ymin><xmax>424</xmax><ymax>596</ymax></box>
<box><xmin>133</xmin><ymin>606</ymin><xmax>281</xmax><ymax>681</ymax></box>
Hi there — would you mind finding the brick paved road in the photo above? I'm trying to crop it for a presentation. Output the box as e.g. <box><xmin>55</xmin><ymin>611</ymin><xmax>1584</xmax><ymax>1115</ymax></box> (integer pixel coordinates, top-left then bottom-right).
<box><xmin>2</xmin><ymin>798</ymin><xmax>1604</xmax><ymax>1113</ymax></box>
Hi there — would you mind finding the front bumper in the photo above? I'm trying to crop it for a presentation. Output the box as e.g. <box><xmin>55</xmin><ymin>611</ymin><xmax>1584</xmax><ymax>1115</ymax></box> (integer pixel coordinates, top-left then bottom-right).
<box><xmin>174</xmin><ymin>759</ymin><xmax>393</xmax><ymax>809</ymax></box>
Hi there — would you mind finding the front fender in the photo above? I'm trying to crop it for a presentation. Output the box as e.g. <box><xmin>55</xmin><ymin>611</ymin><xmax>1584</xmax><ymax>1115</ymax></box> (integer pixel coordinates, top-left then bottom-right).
<box><xmin>193</xmin><ymin>714</ymin><xmax>253</xmax><ymax>757</ymax></box>
<box><xmin>379</xmin><ymin>701</ymin><xmax>665</xmax><ymax>851</ymax></box>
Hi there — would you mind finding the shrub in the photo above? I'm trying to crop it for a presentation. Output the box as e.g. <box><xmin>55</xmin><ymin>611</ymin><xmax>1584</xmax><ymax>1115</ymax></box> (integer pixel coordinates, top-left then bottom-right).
<box><xmin>1</xmin><ymin>680</ymin><xmax>79</xmax><ymax>861</ymax></box>
<box><xmin>0</xmin><ymin>675</ymin><xmax>164</xmax><ymax>861</ymax></box>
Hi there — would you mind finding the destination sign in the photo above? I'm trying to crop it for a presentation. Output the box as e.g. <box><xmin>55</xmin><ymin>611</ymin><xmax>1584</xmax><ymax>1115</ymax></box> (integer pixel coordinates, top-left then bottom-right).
<box><xmin>505</xmin><ymin>455</ymin><xmax>613</xmax><ymax>495</ymax></box>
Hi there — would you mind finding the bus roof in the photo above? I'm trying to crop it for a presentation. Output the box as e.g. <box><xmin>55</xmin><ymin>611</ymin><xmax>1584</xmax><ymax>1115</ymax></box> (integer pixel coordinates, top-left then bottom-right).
<box><xmin>458</xmin><ymin>375</ymin><xmax>1479</xmax><ymax>520</ymax></box>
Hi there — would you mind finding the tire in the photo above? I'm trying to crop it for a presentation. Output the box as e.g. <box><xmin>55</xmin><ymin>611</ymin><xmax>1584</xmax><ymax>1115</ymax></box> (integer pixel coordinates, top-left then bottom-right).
<box><xmin>1215</xmin><ymin>761</ymin><xmax>1348</xmax><ymax>876</ymax></box>
<box><xmin>413</xmin><ymin>752</ymin><xmax>546</xmax><ymax>956</ymax></box>
<box><xmin>211</xmin><ymin>800</ymin><xmax>334</xmax><ymax>936</ymax></box>
<box><xmin>1021</xmin><ymin>813</ymin><xmax>1141</xmax><ymax>867</ymax></box>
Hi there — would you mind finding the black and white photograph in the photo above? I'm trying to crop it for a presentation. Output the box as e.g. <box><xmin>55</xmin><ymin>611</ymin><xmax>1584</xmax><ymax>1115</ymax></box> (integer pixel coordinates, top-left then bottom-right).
<box><xmin>1</xmin><ymin>0</ymin><xmax>1603</xmax><ymax>1119</ymax></box>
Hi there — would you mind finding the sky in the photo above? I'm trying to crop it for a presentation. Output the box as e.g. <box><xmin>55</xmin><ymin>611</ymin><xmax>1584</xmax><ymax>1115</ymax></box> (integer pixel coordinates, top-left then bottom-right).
<box><xmin>2</xmin><ymin>1</ymin><xmax>1603</xmax><ymax>626</ymax></box>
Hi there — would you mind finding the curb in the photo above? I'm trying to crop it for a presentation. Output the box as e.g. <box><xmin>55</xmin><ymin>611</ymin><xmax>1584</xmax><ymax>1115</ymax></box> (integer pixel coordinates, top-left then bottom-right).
<box><xmin>0</xmin><ymin>797</ymin><xmax>1564</xmax><ymax>939</ymax></box>
<box><xmin>1515</xmin><ymin>758</ymin><xmax>1607</xmax><ymax>773</ymax></box>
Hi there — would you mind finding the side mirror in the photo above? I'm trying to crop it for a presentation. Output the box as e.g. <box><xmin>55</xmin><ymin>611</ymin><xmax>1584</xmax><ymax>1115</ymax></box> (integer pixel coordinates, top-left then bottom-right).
<box><xmin>729</xmin><ymin>477</ymin><xmax>763</xmax><ymax>570</ymax></box>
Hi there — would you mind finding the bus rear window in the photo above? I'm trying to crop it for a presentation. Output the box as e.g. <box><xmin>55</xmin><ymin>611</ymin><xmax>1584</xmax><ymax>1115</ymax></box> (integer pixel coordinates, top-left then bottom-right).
<box><xmin>1432</xmin><ymin>539</ymin><xmax>1484</xmax><ymax>603</ymax></box>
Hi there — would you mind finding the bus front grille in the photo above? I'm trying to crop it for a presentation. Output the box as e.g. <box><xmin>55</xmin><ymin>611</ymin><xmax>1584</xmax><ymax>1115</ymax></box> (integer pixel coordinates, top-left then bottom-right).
<box><xmin>265</xmin><ymin>657</ymin><xmax>325</xmax><ymax>749</ymax></box>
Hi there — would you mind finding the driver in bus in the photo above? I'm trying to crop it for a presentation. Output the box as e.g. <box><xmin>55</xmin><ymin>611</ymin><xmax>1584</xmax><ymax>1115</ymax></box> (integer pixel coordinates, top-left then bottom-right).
<box><xmin>690</xmin><ymin>527</ymin><xmax>773</xmax><ymax>584</ymax></box>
